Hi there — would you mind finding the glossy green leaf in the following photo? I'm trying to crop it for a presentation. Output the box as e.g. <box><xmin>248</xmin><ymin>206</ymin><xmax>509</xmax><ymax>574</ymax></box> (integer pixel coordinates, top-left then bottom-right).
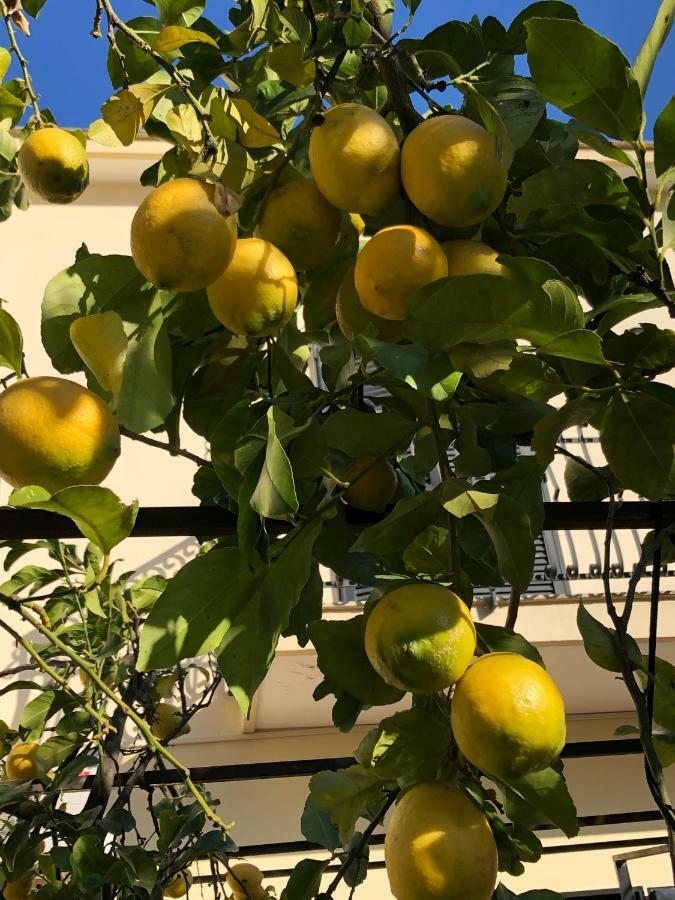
<box><xmin>531</xmin><ymin>396</ymin><xmax>600</xmax><ymax>466</ymax></box>
<box><xmin>281</xmin><ymin>858</ymin><xmax>330</xmax><ymax>900</ymax></box>
<box><xmin>323</xmin><ymin>409</ymin><xmax>416</xmax><ymax>458</ymax></box>
<box><xmin>475</xmin><ymin>623</ymin><xmax>544</xmax><ymax>666</ymax></box>
<box><xmin>352</xmin><ymin>490</ymin><xmax>440</xmax><ymax>555</ymax></box>
<box><xmin>155</xmin><ymin>25</ymin><xmax>219</xmax><ymax>51</ymax></box>
<box><xmin>604</xmin><ymin>323</ymin><xmax>675</xmax><ymax>374</ymax></box>
<box><xmin>504</xmin><ymin>766</ymin><xmax>579</xmax><ymax>837</ymax></box>
<box><xmin>655</xmin><ymin>96</ymin><xmax>675</xmax><ymax>177</ymax></box>
<box><xmin>0</xmin><ymin>306</ymin><xmax>23</xmax><ymax>375</ymax></box>
<box><xmin>537</xmin><ymin>330</ymin><xmax>608</xmax><ymax>367</ymax></box>
<box><xmin>577</xmin><ymin>604</ymin><xmax>641</xmax><ymax>673</ymax></box>
<box><xmin>526</xmin><ymin>18</ymin><xmax>643</xmax><ymax>141</ymax></box>
<box><xmin>505</xmin><ymin>2</ymin><xmax>579</xmax><ymax>53</ymax></box>
<box><xmin>306</xmin><ymin>765</ymin><xmax>385</xmax><ymax>847</ymax></box>
<box><xmin>9</xmin><ymin>486</ymin><xmax>137</xmax><ymax>554</ymax></box>
<box><xmin>564</xmin><ymin>458</ymin><xmax>611</xmax><ymax>502</ymax></box>
<box><xmin>357</xmin><ymin>707</ymin><xmax>451</xmax><ymax>784</ymax></box>
<box><xmin>250</xmin><ymin>406</ymin><xmax>298</xmax><ymax>518</ymax></box>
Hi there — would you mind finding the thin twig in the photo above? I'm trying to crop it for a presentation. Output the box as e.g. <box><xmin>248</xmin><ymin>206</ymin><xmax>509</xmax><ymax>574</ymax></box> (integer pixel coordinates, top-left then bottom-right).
<box><xmin>0</xmin><ymin>0</ymin><xmax>42</xmax><ymax>124</ymax></box>
<box><xmin>119</xmin><ymin>425</ymin><xmax>212</xmax><ymax>469</ymax></box>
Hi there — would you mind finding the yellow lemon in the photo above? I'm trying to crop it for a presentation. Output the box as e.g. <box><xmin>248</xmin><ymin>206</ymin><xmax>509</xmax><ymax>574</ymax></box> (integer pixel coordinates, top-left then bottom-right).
<box><xmin>309</xmin><ymin>103</ymin><xmax>401</xmax><ymax>215</ymax></box>
<box><xmin>4</xmin><ymin>742</ymin><xmax>40</xmax><ymax>781</ymax></box>
<box><xmin>227</xmin><ymin>862</ymin><xmax>265</xmax><ymax>897</ymax></box>
<box><xmin>207</xmin><ymin>238</ymin><xmax>298</xmax><ymax>337</ymax></box>
<box><xmin>441</xmin><ymin>240</ymin><xmax>509</xmax><ymax>278</ymax></box>
<box><xmin>257</xmin><ymin>176</ymin><xmax>341</xmax><ymax>271</ymax></box>
<box><xmin>385</xmin><ymin>782</ymin><xmax>498</xmax><ymax>900</ymax></box>
<box><xmin>365</xmin><ymin>584</ymin><xmax>476</xmax><ymax>693</ymax></box>
<box><xmin>163</xmin><ymin>873</ymin><xmax>189</xmax><ymax>898</ymax></box>
<box><xmin>451</xmin><ymin>652</ymin><xmax>566</xmax><ymax>780</ymax></box>
<box><xmin>355</xmin><ymin>225</ymin><xmax>447</xmax><ymax>321</ymax></box>
<box><xmin>0</xmin><ymin>377</ymin><xmax>120</xmax><ymax>494</ymax></box>
<box><xmin>401</xmin><ymin>116</ymin><xmax>507</xmax><ymax>227</ymax></box>
<box><xmin>343</xmin><ymin>457</ymin><xmax>397</xmax><ymax>512</ymax></box>
<box><xmin>150</xmin><ymin>703</ymin><xmax>187</xmax><ymax>742</ymax></box>
<box><xmin>131</xmin><ymin>178</ymin><xmax>238</xmax><ymax>292</ymax></box>
<box><xmin>4</xmin><ymin>876</ymin><xmax>35</xmax><ymax>900</ymax></box>
<box><xmin>18</xmin><ymin>127</ymin><xmax>88</xmax><ymax>204</ymax></box>
<box><xmin>336</xmin><ymin>266</ymin><xmax>402</xmax><ymax>343</ymax></box>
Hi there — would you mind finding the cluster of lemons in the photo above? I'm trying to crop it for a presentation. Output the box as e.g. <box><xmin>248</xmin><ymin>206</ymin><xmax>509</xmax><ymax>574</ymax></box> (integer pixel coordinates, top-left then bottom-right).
<box><xmin>365</xmin><ymin>583</ymin><xmax>566</xmax><ymax>900</ymax></box>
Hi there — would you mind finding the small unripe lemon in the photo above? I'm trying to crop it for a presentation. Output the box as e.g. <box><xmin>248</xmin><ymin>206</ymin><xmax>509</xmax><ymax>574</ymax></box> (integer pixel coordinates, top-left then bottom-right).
<box><xmin>451</xmin><ymin>652</ymin><xmax>566</xmax><ymax>780</ymax></box>
<box><xmin>336</xmin><ymin>266</ymin><xmax>402</xmax><ymax>343</ymax></box>
<box><xmin>0</xmin><ymin>376</ymin><xmax>120</xmax><ymax>494</ymax></box>
<box><xmin>207</xmin><ymin>238</ymin><xmax>298</xmax><ymax>337</ymax></box>
<box><xmin>385</xmin><ymin>782</ymin><xmax>497</xmax><ymax>900</ymax></box>
<box><xmin>343</xmin><ymin>457</ymin><xmax>397</xmax><ymax>513</ymax></box>
<box><xmin>4</xmin><ymin>875</ymin><xmax>35</xmax><ymax>899</ymax></box>
<box><xmin>309</xmin><ymin>103</ymin><xmax>401</xmax><ymax>215</ymax></box>
<box><xmin>365</xmin><ymin>584</ymin><xmax>476</xmax><ymax>693</ymax></box>
<box><xmin>163</xmin><ymin>873</ymin><xmax>189</xmax><ymax>897</ymax></box>
<box><xmin>355</xmin><ymin>225</ymin><xmax>447</xmax><ymax>321</ymax></box>
<box><xmin>441</xmin><ymin>240</ymin><xmax>510</xmax><ymax>278</ymax></box>
<box><xmin>78</xmin><ymin>668</ymin><xmax>91</xmax><ymax>686</ymax></box>
<box><xmin>18</xmin><ymin>127</ymin><xmax>88</xmax><ymax>204</ymax></box>
<box><xmin>4</xmin><ymin>742</ymin><xmax>40</xmax><ymax>781</ymax></box>
<box><xmin>150</xmin><ymin>703</ymin><xmax>186</xmax><ymax>742</ymax></box>
<box><xmin>257</xmin><ymin>176</ymin><xmax>341</xmax><ymax>271</ymax></box>
<box><xmin>227</xmin><ymin>862</ymin><xmax>265</xmax><ymax>897</ymax></box>
<box><xmin>401</xmin><ymin>115</ymin><xmax>507</xmax><ymax>227</ymax></box>
<box><xmin>131</xmin><ymin>178</ymin><xmax>238</xmax><ymax>292</ymax></box>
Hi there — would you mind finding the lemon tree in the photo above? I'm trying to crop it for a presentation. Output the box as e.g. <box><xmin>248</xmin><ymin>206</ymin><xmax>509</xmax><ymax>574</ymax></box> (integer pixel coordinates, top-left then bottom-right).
<box><xmin>0</xmin><ymin>0</ymin><xmax>672</xmax><ymax>897</ymax></box>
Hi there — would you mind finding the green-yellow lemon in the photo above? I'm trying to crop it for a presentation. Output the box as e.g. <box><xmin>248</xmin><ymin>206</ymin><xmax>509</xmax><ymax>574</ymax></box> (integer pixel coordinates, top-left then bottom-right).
<box><xmin>385</xmin><ymin>782</ymin><xmax>498</xmax><ymax>900</ymax></box>
<box><xmin>18</xmin><ymin>127</ymin><xmax>88</xmax><ymax>204</ymax></box>
<box><xmin>150</xmin><ymin>703</ymin><xmax>188</xmax><ymax>742</ymax></box>
<box><xmin>451</xmin><ymin>652</ymin><xmax>566</xmax><ymax>780</ymax></box>
<box><xmin>227</xmin><ymin>862</ymin><xmax>265</xmax><ymax>898</ymax></box>
<box><xmin>131</xmin><ymin>178</ymin><xmax>238</xmax><ymax>292</ymax></box>
<box><xmin>257</xmin><ymin>176</ymin><xmax>341</xmax><ymax>271</ymax></box>
<box><xmin>163</xmin><ymin>873</ymin><xmax>189</xmax><ymax>898</ymax></box>
<box><xmin>4</xmin><ymin>742</ymin><xmax>40</xmax><ymax>781</ymax></box>
<box><xmin>355</xmin><ymin>225</ymin><xmax>447</xmax><ymax>321</ymax></box>
<box><xmin>365</xmin><ymin>584</ymin><xmax>476</xmax><ymax>693</ymax></box>
<box><xmin>343</xmin><ymin>457</ymin><xmax>397</xmax><ymax>513</ymax></box>
<box><xmin>401</xmin><ymin>116</ymin><xmax>507</xmax><ymax>227</ymax></box>
<box><xmin>309</xmin><ymin>103</ymin><xmax>401</xmax><ymax>215</ymax></box>
<box><xmin>0</xmin><ymin>376</ymin><xmax>120</xmax><ymax>493</ymax></box>
<box><xmin>207</xmin><ymin>237</ymin><xmax>298</xmax><ymax>337</ymax></box>
<box><xmin>441</xmin><ymin>239</ymin><xmax>509</xmax><ymax>278</ymax></box>
<box><xmin>336</xmin><ymin>266</ymin><xmax>403</xmax><ymax>343</ymax></box>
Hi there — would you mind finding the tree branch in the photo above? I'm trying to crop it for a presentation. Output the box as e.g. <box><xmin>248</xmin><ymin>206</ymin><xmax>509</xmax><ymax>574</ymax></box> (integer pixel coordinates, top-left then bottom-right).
<box><xmin>120</xmin><ymin>426</ymin><xmax>212</xmax><ymax>469</ymax></box>
<box><xmin>0</xmin><ymin>0</ymin><xmax>42</xmax><ymax>124</ymax></box>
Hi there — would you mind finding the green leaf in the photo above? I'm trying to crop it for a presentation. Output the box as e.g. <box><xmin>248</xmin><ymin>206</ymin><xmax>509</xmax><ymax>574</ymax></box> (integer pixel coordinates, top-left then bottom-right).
<box><xmin>155</xmin><ymin>25</ymin><xmax>219</xmax><ymax>51</ymax></box>
<box><xmin>137</xmin><ymin>547</ymin><xmax>249</xmax><ymax>670</ymax></box>
<box><xmin>357</xmin><ymin>707</ymin><xmax>451</xmax><ymax>784</ymax></box>
<box><xmin>250</xmin><ymin>406</ymin><xmax>298</xmax><ymax>518</ymax></box>
<box><xmin>9</xmin><ymin>486</ymin><xmax>137</xmax><ymax>554</ymax></box>
<box><xmin>505</xmin><ymin>2</ymin><xmax>579</xmax><ymax>53</ymax></box>
<box><xmin>0</xmin><ymin>306</ymin><xmax>23</xmax><ymax>375</ymax></box>
<box><xmin>352</xmin><ymin>491</ymin><xmax>440</xmax><ymax>555</ymax></box>
<box><xmin>301</xmin><ymin>795</ymin><xmax>340</xmax><ymax>851</ymax></box>
<box><xmin>0</xmin><ymin>48</ymin><xmax>10</xmax><ymax>81</ymax></box>
<box><xmin>531</xmin><ymin>396</ymin><xmax>599</xmax><ymax>466</ymax></box>
<box><xmin>309</xmin><ymin>615</ymin><xmax>404</xmax><ymax>707</ymax></box>
<box><xmin>504</xmin><ymin>766</ymin><xmax>579</xmax><ymax>837</ymax></box>
<box><xmin>564</xmin><ymin>458</ymin><xmax>611</xmax><ymax>502</ymax></box>
<box><xmin>343</xmin><ymin>15</ymin><xmax>371</xmax><ymax>47</ymax></box>
<box><xmin>475</xmin><ymin>623</ymin><xmax>544</xmax><ymax>666</ymax></box>
<box><xmin>647</xmin><ymin>657</ymin><xmax>675</xmax><ymax>734</ymax></box>
<box><xmin>604</xmin><ymin>323</ymin><xmax>675</xmax><ymax>374</ymax></box>
<box><xmin>280</xmin><ymin>859</ymin><xmax>329</xmax><ymax>900</ymax></box>
<box><xmin>116</xmin><ymin>289</ymin><xmax>174</xmax><ymax>433</ymax></box>
<box><xmin>363</xmin><ymin>339</ymin><xmax>462</xmax><ymax>401</ymax></box>
<box><xmin>217</xmin><ymin>520</ymin><xmax>323</xmax><ymax>716</ymax></box>
<box><xmin>466</xmin><ymin>76</ymin><xmax>545</xmax><ymax>150</ymax></box>
<box><xmin>577</xmin><ymin>604</ymin><xmax>641</xmax><ymax>673</ymax></box>
<box><xmin>444</xmin><ymin>491</ymin><xmax>535</xmax><ymax>592</ymax></box>
<box><xmin>323</xmin><ymin>409</ymin><xmax>415</xmax><ymax>458</ymax></box>
<box><xmin>71</xmin><ymin>835</ymin><xmax>113</xmax><ymax>889</ymax></box>
<box><xmin>601</xmin><ymin>392</ymin><xmax>675</xmax><ymax>499</ymax></box>
<box><xmin>268</xmin><ymin>43</ymin><xmax>316</xmax><ymax>88</ymax></box>
<box><xmin>525</xmin><ymin>17</ymin><xmax>643</xmax><ymax>141</ymax></box>
<box><xmin>537</xmin><ymin>329</ymin><xmax>608</xmax><ymax>367</ymax></box>
<box><xmin>306</xmin><ymin>765</ymin><xmax>385</xmax><ymax>846</ymax></box>
<box><xmin>494</xmin><ymin>886</ymin><xmax>565</xmax><ymax>900</ymax></box>
<box><xmin>405</xmin><ymin>272</ymin><xmax>583</xmax><ymax>351</ymax></box>
<box><xmin>152</xmin><ymin>0</ymin><xmax>205</xmax><ymax>26</ymax></box>
<box><xmin>655</xmin><ymin>96</ymin><xmax>675</xmax><ymax>177</ymax></box>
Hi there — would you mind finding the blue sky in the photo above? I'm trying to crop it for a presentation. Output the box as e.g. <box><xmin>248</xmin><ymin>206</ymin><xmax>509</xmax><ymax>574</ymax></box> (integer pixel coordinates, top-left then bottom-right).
<box><xmin>6</xmin><ymin>0</ymin><xmax>674</xmax><ymax>134</ymax></box>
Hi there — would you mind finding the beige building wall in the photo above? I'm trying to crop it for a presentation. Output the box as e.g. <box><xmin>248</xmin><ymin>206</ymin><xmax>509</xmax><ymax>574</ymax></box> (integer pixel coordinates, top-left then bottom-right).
<box><xmin>0</xmin><ymin>139</ymin><xmax>673</xmax><ymax>896</ymax></box>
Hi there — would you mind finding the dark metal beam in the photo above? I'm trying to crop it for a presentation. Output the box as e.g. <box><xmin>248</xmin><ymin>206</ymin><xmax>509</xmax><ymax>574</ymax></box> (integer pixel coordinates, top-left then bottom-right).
<box><xmin>0</xmin><ymin>501</ymin><xmax>673</xmax><ymax>540</ymax></box>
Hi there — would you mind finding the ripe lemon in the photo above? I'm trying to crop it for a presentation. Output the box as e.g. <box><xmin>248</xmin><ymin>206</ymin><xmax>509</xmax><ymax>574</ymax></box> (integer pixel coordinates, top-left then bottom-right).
<box><xmin>257</xmin><ymin>176</ymin><xmax>341</xmax><ymax>271</ymax></box>
<box><xmin>451</xmin><ymin>652</ymin><xmax>566</xmax><ymax>780</ymax></box>
<box><xmin>385</xmin><ymin>782</ymin><xmax>498</xmax><ymax>900</ymax></box>
<box><xmin>207</xmin><ymin>237</ymin><xmax>298</xmax><ymax>337</ymax></box>
<box><xmin>4</xmin><ymin>742</ymin><xmax>40</xmax><ymax>781</ymax></box>
<box><xmin>131</xmin><ymin>178</ymin><xmax>238</xmax><ymax>292</ymax></box>
<box><xmin>441</xmin><ymin>240</ymin><xmax>509</xmax><ymax>278</ymax></box>
<box><xmin>309</xmin><ymin>103</ymin><xmax>401</xmax><ymax>215</ymax></box>
<box><xmin>343</xmin><ymin>457</ymin><xmax>397</xmax><ymax>512</ymax></box>
<box><xmin>0</xmin><ymin>376</ymin><xmax>120</xmax><ymax>494</ymax></box>
<box><xmin>355</xmin><ymin>225</ymin><xmax>447</xmax><ymax>321</ymax></box>
<box><xmin>336</xmin><ymin>266</ymin><xmax>403</xmax><ymax>343</ymax></box>
<box><xmin>163</xmin><ymin>873</ymin><xmax>189</xmax><ymax>898</ymax></box>
<box><xmin>227</xmin><ymin>862</ymin><xmax>265</xmax><ymax>898</ymax></box>
<box><xmin>4</xmin><ymin>876</ymin><xmax>35</xmax><ymax>900</ymax></box>
<box><xmin>18</xmin><ymin>127</ymin><xmax>88</xmax><ymax>204</ymax></box>
<box><xmin>365</xmin><ymin>584</ymin><xmax>476</xmax><ymax>693</ymax></box>
<box><xmin>150</xmin><ymin>703</ymin><xmax>186</xmax><ymax>741</ymax></box>
<box><xmin>401</xmin><ymin>116</ymin><xmax>507</xmax><ymax>227</ymax></box>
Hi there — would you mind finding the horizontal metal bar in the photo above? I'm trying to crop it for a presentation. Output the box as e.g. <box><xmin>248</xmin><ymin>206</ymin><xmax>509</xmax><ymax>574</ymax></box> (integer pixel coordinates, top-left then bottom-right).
<box><xmin>0</xmin><ymin>501</ymin><xmax>672</xmax><ymax>540</ymax></box>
